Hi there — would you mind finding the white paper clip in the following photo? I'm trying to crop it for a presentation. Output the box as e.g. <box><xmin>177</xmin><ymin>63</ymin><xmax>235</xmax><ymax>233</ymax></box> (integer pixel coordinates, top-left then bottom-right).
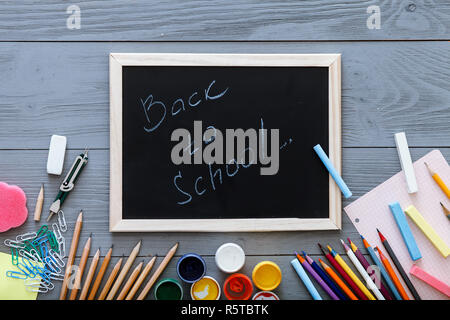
<box><xmin>4</xmin><ymin>239</ymin><xmax>25</xmax><ymax>249</ymax></box>
<box><xmin>16</xmin><ymin>232</ymin><xmax>37</xmax><ymax>242</ymax></box>
<box><xmin>57</xmin><ymin>210</ymin><xmax>67</xmax><ymax>232</ymax></box>
<box><xmin>57</xmin><ymin>237</ymin><xmax>66</xmax><ymax>258</ymax></box>
<box><xmin>52</xmin><ymin>223</ymin><xmax>63</xmax><ymax>240</ymax></box>
<box><xmin>49</xmin><ymin>249</ymin><xmax>65</xmax><ymax>267</ymax></box>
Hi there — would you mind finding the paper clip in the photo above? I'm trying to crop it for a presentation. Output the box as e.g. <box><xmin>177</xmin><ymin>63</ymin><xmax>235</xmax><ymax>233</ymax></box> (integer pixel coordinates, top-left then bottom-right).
<box><xmin>30</xmin><ymin>249</ymin><xmax>43</xmax><ymax>263</ymax></box>
<box><xmin>21</xmin><ymin>256</ymin><xmax>37</xmax><ymax>271</ymax></box>
<box><xmin>47</xmin><ymin>231</ymin><xmax>59</xmax><ymax>252</ymax></box>
<box><xmin>23</xmin><ymin>240</ymin><xmax>39</xmax><ymax>253</ymax></box>
<box><xmin>11</xmin><ymin>247</ymin><xmax>19</xmax><ymax>265</ymax></box>
<box><xmin>58</xmin><ymin>237</ymin><xmax>66</xmax><ymax>257</ymax></box>
<box><xmin>25</xmin><ymin>278</ymin><xmax>54</xmax><ymax>292</ymax></box>
<box><xmin>52</xmin><ymin>223</ymin><xmax>63</xmax><ymax>240</ymax></box>
<box><xmin>16</xmin><ymin>232</ymin><xmax>37</xmax><ymax>242</ymax></box>
<box><xmin>6</xmin><ymin>270</ymin><xmax>27</xmax><ymax>279</ymax></box>
<box><xmin>49</xmin><ymin>249</ymin><xmax>65</xmax><ymax>267</ymax></box>
<box><xmin>36</xmin><ymin>225</ymin><xmax>48</xmax><ymax>238</ymax></box>
<box><xmin>19</xmin><ymin>249</ymin><xmax>39</xmax><ymax>263</ymax></box>
<box><xmin>39</xmin><ymin>242</ymin><xmax>49</xmax><ymax>260</ymax></box>
<box><xmin>4</xmin><ymin>239</ymin><xmax>25</xmax><ymax>249</ymax></box>
<box><xmin>44</xmin><ymin>256</ymin><xmax>61</xmax><ymax>274</ymax></box>
<box><xmin>58</xmin><ymin>210</ymin><xmax>67</xmax><ymax>232</ymax></box>
<box><xmin>17</xmin><ymin>262</ymin><xmax>36</xmax><ymax>278</ymax></box>
<box><xmin>32</xmin><ymin>234</ymin><xmax>49</xmax><ymax>246</ymax></box>
<box><xmin>46</xmin><ymin>271</ymin><xmax>64</xmax><ymax>281</ymax></box>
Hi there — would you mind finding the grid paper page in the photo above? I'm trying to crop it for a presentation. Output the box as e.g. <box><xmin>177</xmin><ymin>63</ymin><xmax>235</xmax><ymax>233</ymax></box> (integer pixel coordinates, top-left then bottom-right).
<box><xmin>345</xmin><ymin>149</ymin><xmax>450</xmax><ymax>300</ymax></box>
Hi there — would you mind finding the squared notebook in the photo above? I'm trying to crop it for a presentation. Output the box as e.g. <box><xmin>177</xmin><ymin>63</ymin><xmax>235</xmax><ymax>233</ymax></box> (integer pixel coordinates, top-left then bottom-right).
<box><xmin>345</xmin><ymin>149</ymin><xmax>450</xmax><ymax>300</ymax></box>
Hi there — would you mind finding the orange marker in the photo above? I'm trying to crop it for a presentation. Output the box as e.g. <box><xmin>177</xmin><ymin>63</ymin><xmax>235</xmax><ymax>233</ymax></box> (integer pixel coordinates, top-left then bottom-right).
<box><xmin>425</xmin><ymin>162</ymin><xmax>450</xmax><ymax>199</ymax></box>
<box><xmin>375</xmin><ymin>247</ymin><xmax>409</xmax><ymax>300</ymax></box>
<box><xmin>318</xmin><ymin>258</ymin><xmax>358</xmax><ymax>300</ymax></box>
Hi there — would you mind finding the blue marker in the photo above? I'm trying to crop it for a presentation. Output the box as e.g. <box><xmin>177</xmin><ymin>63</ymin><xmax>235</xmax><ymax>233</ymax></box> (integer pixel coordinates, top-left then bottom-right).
<box><xmin>313</xmin><ymin>144</ymin><xmax>352</xmax><ymax>198</ymax></box>
<box><xmin>389</xmin><ymin>202</ymin><xmax>422</xmax><ymax>261</ymax></box>
<box><xmin>290</xmin><ymin>258</ymin><xmax>322</xmax><ymax>300</ymax></box>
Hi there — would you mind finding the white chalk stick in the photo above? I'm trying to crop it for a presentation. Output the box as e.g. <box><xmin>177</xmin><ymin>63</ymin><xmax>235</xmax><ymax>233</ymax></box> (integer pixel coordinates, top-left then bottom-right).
<box><xmin>394</xmin><ymin>132</ymin><xmax>418</xmax><ymax>193</ymax></box>
<box><xmin>47</xmin><ymin>135</ymin><xmax>67</xmax><ymax>175</ymax></box>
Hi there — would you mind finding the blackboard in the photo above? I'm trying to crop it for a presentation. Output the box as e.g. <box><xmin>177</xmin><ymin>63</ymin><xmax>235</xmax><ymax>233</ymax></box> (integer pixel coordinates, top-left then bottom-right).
<box><xmin>110</xmin><ymin>54</ymin><xmax>342</xmax><ymax>232</ymax></box>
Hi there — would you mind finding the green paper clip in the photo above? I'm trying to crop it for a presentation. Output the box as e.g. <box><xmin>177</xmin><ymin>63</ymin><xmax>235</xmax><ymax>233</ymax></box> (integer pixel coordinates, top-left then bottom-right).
<box><xmin>47</xmin><ymin>231</ymin><xmax>59</xmax><ymax>252</ymax></box>
<box><xmin>11</xmin><ymin>247</ymin><xmax>19</xmax><ymax>265</ymax></box>
<box><xmin>36</xmin><ymin>225</ymin><xmax>48</xmax><ymax>238</ymax></box>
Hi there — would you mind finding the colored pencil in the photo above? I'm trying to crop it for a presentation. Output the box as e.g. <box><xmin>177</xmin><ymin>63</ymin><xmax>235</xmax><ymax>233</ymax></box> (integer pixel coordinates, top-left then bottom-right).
<box><xmin>347</xmin><ymin>238</ymin><xmax>392</xmax><ymax>300</ymax></box>
<box><xmin>59</xmin><ymin>210</ymin><xmax>83</xmax><ymax>300</ymax></box>
<box><xmin>125</xmin><ymin>256</ymin><xmax>156</xmax><ymax>300</ymax></box>
<box><xmin>79</xmin><ymin>248</ymin><xmax>100</xmax><ymax>300</ymax></box>
<box><xmin>296</xmin><ymin>252</ymin><xmax>339</xmax><ymax>300</ymax></box>
<box><xmin>303</xmin><ymin>251</ymin><xmax>347</xmax><ymax>300</ymax></box>
<box><xmin>117</xmin><ymin>261</ymin><xmax>144</xmax><ymax>300</ymax></box>
<box><xmin>98</xmin><ymin>256</ymin><xmax>123</xmax><ymax>300</ymax></box>
<box><xmin>106</xmin><ymin>240</ymin><xmax>141</xmax><ymax>300</ymax></box>
<box><xmin>377</xmin><ymin>229</ymin><xmax>421</xmax><ymax>300</ymax></box>
<box><xmin>319</xmin><ymin>259</ymin><xmax>358</xmax><ymax>300</ymax></box>
<box><xmin>340</xmin><ymin>239</ymin><xmax>384</xmax><ymax>300</ymax></box>
<box><xmin>375</xmin><ymin>246</ymin><xmax>409</xmax><ymax>300</ymax></box>
<box><xmin>137</xmin><ymin>243</ymin><xmax>179</xmax><ymax>300</ymax></box>
<box><xmin>291</xmin><ymin>258</ymin><xmax>322</xmax><ymax>300</ymax></box>
<box><xmin>425</xmin><ymin>162</ymin><xmax>450</xmax><ymax>198</ymax></box>
<box><xmin>440</xmin><ymin>202</ymin><xmax>450</xmax><ymax>220</ymax></box>
<box><xmin>69</xmin><ymin>234</ymin><xmax>92</xmax><ymax>300</ymax></box>
<box><xmin>327</xmin><ymin>244</ymin><xmax>375</xmax><ymax>300</ymax></box>
<box><xmin>361</xmin><ymin>235</ymin><xmax>402</xmax><ymax>300</ymax></box>
<box><xmin>318</xmin><ymin>243</ymin><xmax>367</xmax><ymax>300</ymax></box>
<box><xmin>87</xmin><ymin>245</ymin><xmax>113</xmax><ymax>300</ymax></box>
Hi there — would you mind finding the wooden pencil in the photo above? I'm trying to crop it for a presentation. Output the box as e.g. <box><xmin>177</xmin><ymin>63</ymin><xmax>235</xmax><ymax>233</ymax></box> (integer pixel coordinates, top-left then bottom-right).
<box><xmin>69</xmin><ymin>234</ymin><xmax>92</xmax><ymax>300</ymax></box>
<box><xmin>116</xmin><ymin>261</ymin><xmax>144</xmax><ymax>300</ymax></box>
<box><xmin>425</xmin><ymin>162</ymin><xmax>450</xmax><ymax>198</ymax></box>
<box><xmin>98</xmin><ymin>257</ymin><xmax>123</xmax><ymax>300</ymax></box>
<box><xmin>87</xmin><ymin>245</ymin><xmax>113</xmax><ymax>300</ymax></box>
<box><xmin>125</xmin><ymin>256</ymin><xmax>156</xmax><ymax>300</ymax></box>
<box><xmin>59</xmin><ymin>210</ymin><xmax>83</xmax><ymax>300</ymax></box>
<box><xmin>33</xmin><ymin>184</ymin><xmax>44</xmax><ymax>222</ymax></box>
<box><xmin>440</xmin><ymin>202</ymin><xmax>450</xmax><ymax>220</ymax></box>
<box><xmin>137</xmin><ymin>243</ymin><xmax>178</xmax><ymax>300</ymax></box>
<box><xmin>375</xmin><ymin>246</ymin><xmax>410</xmax><ymax>300</ymax></box>
<box><xmin>106</xmin><ymin>241</ymin><xmax>141</xmax><ymax>300</ymax></box>
<box><xmin>79</xmin><ymin>248</ymin><xmax>100</xmax><ymax>300</ymax></box>
<box><xmin>318</xmin><ymin>258</ymin><xmax>358</xmax><ymax>300</ymax></box>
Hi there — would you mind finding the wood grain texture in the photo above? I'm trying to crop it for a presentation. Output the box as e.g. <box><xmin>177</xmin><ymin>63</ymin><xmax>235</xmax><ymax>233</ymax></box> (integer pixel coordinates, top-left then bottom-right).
<box><xmin>0</xmin><ymin>0</ymin><xmax>448</xmax><ymax>41</ymax></box>
<box><xmin>0</xmin><ymin>41</ymin><xmax>448</xmax><ymax>149</ymax></box>
<box><xmin>0</xmin><ymin>148</ymin><xmax>448</xmax><ymax>258</ymax></box>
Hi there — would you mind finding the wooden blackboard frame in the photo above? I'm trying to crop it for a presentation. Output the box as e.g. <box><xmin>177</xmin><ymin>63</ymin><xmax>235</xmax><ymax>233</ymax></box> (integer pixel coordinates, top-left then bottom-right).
<box><xmin>110</xmin><ymin>53</ymin><xmax>341</xmax><ymax>232</ymax></box>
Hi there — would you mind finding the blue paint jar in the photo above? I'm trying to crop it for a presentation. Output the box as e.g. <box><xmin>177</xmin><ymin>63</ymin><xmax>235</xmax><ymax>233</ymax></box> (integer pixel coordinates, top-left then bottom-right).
<box><xmin>176</xmin><ymin>253</ymin><xmax>206</xmax><ymax>283</ymax></box>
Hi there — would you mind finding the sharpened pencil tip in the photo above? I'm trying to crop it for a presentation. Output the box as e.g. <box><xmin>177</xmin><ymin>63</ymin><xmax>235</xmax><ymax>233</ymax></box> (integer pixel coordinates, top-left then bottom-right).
<box><xmin>360</xmin><ymin>234</ymin><xmax>364</xmax><ymax>240</ymax></box>
<box><xmin>317</xmin><ymin>243</ymin><xmax>322</xmax><ymax>249</ymax></box>
<box><xmin>301</xmin><ymin>251</ymin><xmax>307</xmax><ymax>257</ymax></box>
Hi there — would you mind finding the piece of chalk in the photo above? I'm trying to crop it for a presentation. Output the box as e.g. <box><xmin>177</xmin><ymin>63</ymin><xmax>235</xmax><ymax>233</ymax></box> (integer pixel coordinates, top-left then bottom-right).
<box><xmin>410</xmin><ymin>265</ymin><xmax>450</xmax><ymax>297</ymax></box>
<box><xmin>313</xmin><ymin>144</ymin><xmax>352</xmax><ymax>198</ymax></box>
<box><xmin>389</xmin><ymin>202</ymin><xmax>422</xmax><ymax>261</ymax></box>
<box><xmin>394</xmin><ymin>132</ymin><xmax>418</xmax><ymax>193</ymax></box>
<box><xmin>404</xmin><ymin>205</ymin><xmax>450</xmax><ymax>258</ymax></box>
<box><xmin>47</xmin><ymin>135</ymin><xmax>67</xmax><ymax>175</ymax></box>
<box><xmin>290</xmin><ymin>258</ymin><xmax>322</xmax><ymax>300</ymax></box>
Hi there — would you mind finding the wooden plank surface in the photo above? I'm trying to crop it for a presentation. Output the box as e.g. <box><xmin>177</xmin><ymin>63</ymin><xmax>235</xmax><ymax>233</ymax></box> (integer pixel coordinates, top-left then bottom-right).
<box><xmin>0</xmin><ymin>1</ymin><xmax>449</xmax><ymax>41</ymax></box>
<box><xmin>1</xmin><ymin>147</ymin><xmax>448</xmax><ymax>257</ymax></box>
<box><xmin>0</xmin><ymin>41</ymin><xmax>449</xmax><ymax>149</ymax></box>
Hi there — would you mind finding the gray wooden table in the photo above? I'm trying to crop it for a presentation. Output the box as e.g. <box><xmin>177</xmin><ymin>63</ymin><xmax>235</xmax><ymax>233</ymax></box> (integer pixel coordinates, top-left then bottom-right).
<box><xmin>0</xmin><ymin>1</ymin><xmax>449</xmax><ymax>300</ymax></box>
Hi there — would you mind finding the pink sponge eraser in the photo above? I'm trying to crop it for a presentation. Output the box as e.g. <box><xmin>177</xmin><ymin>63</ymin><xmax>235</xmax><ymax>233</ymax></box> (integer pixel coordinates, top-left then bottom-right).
<box><xmin>0</xmin><ymin>182</ymin><xmax>28</xmax><ymax>232</ymax></box>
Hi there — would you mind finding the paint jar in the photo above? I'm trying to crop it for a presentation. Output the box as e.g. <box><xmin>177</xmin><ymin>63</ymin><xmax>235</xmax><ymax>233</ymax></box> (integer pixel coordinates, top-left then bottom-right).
<box><xmin>215</xmin><ymin>243</ymin><xmax>245</xmax><ymax>273</ymax></box>
<box><xmin>223</xmin><ymin>273</ymin><xmax>253</xmax><ymax>300</ymax></box>
<box><xmin>190</xmin><ymin>276</ymin><xmax>221</xmax><ymax>300</ymax></box>
<box><xmin>177</xmin><ymin>253</ymin><xmax>206</xmax><ymax>283</ymax></box>
<box><xmin>154</xmin><ymin>278</ymin><xmax>183</xmax><ymax>300</ymax></box>
<box><xmin>252</xmin><ymin>261</ymin><xmax>282</xmax><ymax>291</ymax></box>
<box><xmin>252</xmin><ymin>291</ymin><xmax>280</xmax><ymax>300</ymax></box>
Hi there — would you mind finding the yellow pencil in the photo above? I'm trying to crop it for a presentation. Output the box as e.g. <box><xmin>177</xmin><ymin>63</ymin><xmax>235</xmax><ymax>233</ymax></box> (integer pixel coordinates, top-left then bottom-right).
<box><xmin>327</xmin><ymin>245</ymin><xmax>375</xmax><ymax>300</ymax></box>
<box><xmin>425</xmin><ymin>162</ymin><xmax>450</xmax><ymax>199</ymax></box>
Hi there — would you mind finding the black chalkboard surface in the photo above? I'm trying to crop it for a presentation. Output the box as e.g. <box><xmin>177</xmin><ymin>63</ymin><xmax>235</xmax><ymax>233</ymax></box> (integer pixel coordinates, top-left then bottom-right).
<box><xmin>110</xmin><ymin>54</ymin><xmax>341</xmax><ymax>231</ymax></box>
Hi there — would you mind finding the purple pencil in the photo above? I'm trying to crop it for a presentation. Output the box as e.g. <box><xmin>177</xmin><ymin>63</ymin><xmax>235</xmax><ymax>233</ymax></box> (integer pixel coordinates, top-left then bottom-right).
<box><xmin>347</xmin><ymin>238</ymin><xmax>393</xmax><ymax>300</ymax></box>
<box><xmin>295</xmin><ymin>251</ymin><xmax>339</xmax><ymax>300</ymax></box>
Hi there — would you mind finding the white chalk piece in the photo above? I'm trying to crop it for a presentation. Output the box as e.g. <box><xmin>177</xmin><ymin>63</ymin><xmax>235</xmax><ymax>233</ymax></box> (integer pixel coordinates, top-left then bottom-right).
<box><xmin>394</xmin><ymin>132</ymin><xmax>418</xmax><ymax>193</ymax></box>
<box><xmin>47</xmin><ymin>135</ymin><xmax>67</xmax><ymax>175</ymax></box>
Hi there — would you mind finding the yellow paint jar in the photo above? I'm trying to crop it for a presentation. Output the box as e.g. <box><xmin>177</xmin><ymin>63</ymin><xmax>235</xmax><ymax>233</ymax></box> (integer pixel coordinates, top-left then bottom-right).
<box><xmin>252</xmin><ymin>261</ymin><xmax>282</xmax><ymax>291</ymax></box>
<box><xmin>190</xmin><ymin>276</ymin><xmax>221</xmax><ymax>300</ymax></box>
